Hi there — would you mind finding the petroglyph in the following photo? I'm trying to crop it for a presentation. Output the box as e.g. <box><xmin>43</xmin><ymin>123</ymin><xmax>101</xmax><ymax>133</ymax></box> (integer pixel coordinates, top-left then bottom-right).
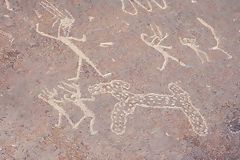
<box><xmin>5</xmin><ymin>0</ymin><xmax>13</xmax><ymax>11</ymax></box>
<box><xmin>121</xmin><ymin>0</ymin><xmax>167</xmax><ymax>16</ymax></box>
<box><xmin>191</xmin><ymin>0</ymin><xmax>197</xmax><ymax>3</ymax></box>
<box><xmin>179</xmin><ymin>37</ymin><xmax>210</xmax><ymax>64</ymax></box>
<box><xmin>36</xmin><ymin>0</ymin><xmax>111</xmax><ymax>80</ymax></box>
<box><xmin>197</xmin><ymin>17</ymin><xmax>232</xmax><ymax>59</ymax></box>
<box><xmin>141</xmin><ymin>24</ymin><xmax>187</xmax><ymax>71</ymax></box>
<box><xmin>99</xmin><ymin>42</ymin><xmax>114</xmax><ymax>48</ymax></box>
<box><xmin>88</xmin><ymin>80</ymin><xmax>208</xmax><ymax>136</ymax></box>
<box><xmin>38</xmin><ymin>80</ymin><xmax>98</xmax><ymax>135</ymax></box>
<box><xmin>0</xmin><ymin>29</ymin><xmax>14</xmax><ymax>44</ymax></box>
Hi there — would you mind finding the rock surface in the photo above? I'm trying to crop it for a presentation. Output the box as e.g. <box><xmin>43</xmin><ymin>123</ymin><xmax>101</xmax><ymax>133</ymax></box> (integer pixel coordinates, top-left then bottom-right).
<box><xmin>0</xmin><ymin>0</ymin><xmax>239</xmax><ymax>159</ymax></box>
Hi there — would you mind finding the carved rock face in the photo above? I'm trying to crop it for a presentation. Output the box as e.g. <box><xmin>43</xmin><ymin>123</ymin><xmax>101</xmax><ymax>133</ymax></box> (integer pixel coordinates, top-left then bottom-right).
<box><xmin>1</xmin><ymin>0</ymin><xmax>239</xmax><ymax>159</ymax></box>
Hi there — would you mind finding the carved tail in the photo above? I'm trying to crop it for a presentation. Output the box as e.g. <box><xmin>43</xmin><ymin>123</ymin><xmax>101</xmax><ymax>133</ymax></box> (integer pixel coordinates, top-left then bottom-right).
<box><xmin>168</xmin><ymin>83</ymin><xmax>208</xmax><ymax>136</ymax></box>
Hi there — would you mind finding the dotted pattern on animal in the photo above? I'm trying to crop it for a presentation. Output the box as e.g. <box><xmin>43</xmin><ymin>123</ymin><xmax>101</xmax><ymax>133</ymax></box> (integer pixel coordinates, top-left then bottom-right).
<box><xmin>88</xmin><ymin>80</ymin><xmax>208</xmax><ymax>136</ymax></box>
<box><xmin>111</xmin><ymin>102</ymin><xmax>128</xmax><ymax>135</ymax></box>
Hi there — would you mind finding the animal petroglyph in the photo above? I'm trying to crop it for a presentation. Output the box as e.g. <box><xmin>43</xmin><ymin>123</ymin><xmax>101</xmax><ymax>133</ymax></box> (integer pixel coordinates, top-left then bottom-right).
<box><xmin>36</xmin><ymin>0</ymin><xmax>111</xmax><ymax>80</ymax></box>
<box><xmin>121</xmin><ymin>0</ymin><xmax>167</xmax><ymax>16</ymax></box>
<box><xmin>99</xmin><ymin>42</ymin><xmax>114</xmax><ymax>48</ymax></box>
<box><xmin>141</xmin><ymin>24</ymin><xmax>187</xmax><ymax>71</ymax></box>
<box><xmin>88</xmin><ymin>80</ymin><xmax>208</xmax><ymax>136</ymax></box>
<box><xmin>179</xmin><ymin>37</ymin><xmax>210</xmax><ymax>64</ymax></box>
<box><xmin>197</xmin><ymin>17</ymin><xmax>232</xmax><ymax>59</ymax></box>
<box><xmin>38</xmin><ymin>80</ymin><xmax>98</xmax><ymax>135</ymax></box>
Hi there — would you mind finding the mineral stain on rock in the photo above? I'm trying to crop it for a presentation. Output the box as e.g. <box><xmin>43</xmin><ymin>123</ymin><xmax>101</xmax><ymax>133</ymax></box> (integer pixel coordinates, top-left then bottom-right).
<box><xmin>227</xmin><ymin>117</ymin><xmax>240</xmax><ymax>133</ymax></box>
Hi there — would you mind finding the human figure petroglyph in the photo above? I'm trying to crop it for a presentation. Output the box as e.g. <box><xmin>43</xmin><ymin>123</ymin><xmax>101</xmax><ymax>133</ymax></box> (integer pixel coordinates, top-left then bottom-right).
<box><xmin>141</xmin><ymin>24</ymin><xmax>187</xmax><ymax>71</ymax></box>
<box><xmin>36</xmin><ymin>0</ymin><xmax>111</xmax><ymax>80</ymax></box>
<box><xmin>38</xmin><ymin>80</ymin><xmax>98</xmax><ymax>135</ymax></box>
<box><xmin>39</xmin><ymin>0</ymin><xmax>75</xmax><ymax>37</ymax></box>
<box><xmin>179</xmin><ymin>37</ymin><xmax>210</xmax><ymax>64</ymax></box>
<box><xmin>197</xmin><ymin>17</ymin><xmax>232</xmax><ymax>59</ymax></box>
<box><xmin>88</xmin><ymin>80</ymin><xmax>208</xmax><ymax>136</ymax></box>
<box><xmin>121</xmin><ymin>0</ymin><xmax>167</xmax><ymax>16</ymax></box>
<box><xmin>38</xmin><ymin>87</ymin><xmax>75</xmax><ymax>128</ymax></box>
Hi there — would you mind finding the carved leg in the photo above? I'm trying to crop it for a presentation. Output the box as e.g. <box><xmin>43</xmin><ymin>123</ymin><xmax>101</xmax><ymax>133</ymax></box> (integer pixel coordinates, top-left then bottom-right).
<box><xmin>168</xmin><ymin>82</ymin><xmax>208</xmax><ymax>136</ymax></box>
<box><xmin>55</xmin><ymin>112</ymin><xmax>62</xmax><ymax>127</ymax></box>
<box><xmin>89</xmin><ymin>116</ymin><xmax>98</xmax><ymax>135</ymax></box>
<box><xmin>73</xmin><ymin>115</ymin><xmax>86</xmax><ymax>129</ymax></box>
<box><xmin>111</xmin><ymin>102</ymin><xmax>128</xmax><ymax>135</ymax></box>
<box><xmin>151</xmin><ymin>0</ymin><xmax>167</xmax><ymax>9</ymax></box>
<box><xmin>198</xmin><ymin>50</ymin><xmax>210</xmax><ymax>63</ymax></box>
<box><xmin>68</xmin><ymin>56</ymin><xmax>82</xmax><ymax>81</ymax></box>
<box><xmin>195</xmin><ymin>50</ymin><xmax>206</xmax><ymax>64</ymax></box>
<box><xmin>180</xmin><ymin>102</ymin><xmax>208</xmax><ymax>136</ymax></box>
<box><xmin>157</xmin><ymin>56</ymin><xmax>168</xmax><ymax>71</ymax></box>
<box><xmin>210</xmin><ymin>47</ymin><xmax>232</xmax><ymax>59</ymax></box>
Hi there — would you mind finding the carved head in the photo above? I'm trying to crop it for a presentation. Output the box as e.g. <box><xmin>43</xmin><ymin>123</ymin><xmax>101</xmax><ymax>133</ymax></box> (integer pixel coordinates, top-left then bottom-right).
<box><xmin>88</xmin><ymin>80</ymin><xmax>130</xmax><ymax>95</ymax></box>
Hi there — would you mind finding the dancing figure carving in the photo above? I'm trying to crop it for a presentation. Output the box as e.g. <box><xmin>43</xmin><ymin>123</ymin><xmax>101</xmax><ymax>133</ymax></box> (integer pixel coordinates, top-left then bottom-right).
<box><xmin>36</xmin><ymin>0</ymin><xmax>111</xmax><ymax>80</ymax></box>
<box><xmin>39</xmin><ymin>81</ymin><xmax>98</xmax><ymax>135</ymax></box>
<box><xmin>179</xmin><ymin>37</ymin><xmax>210</xmax><ymax>64</ymax></box>
<box><xmin>141</xmin><ymin>24</ymin><xmax>187</xmax><ymax>71</ymax></box>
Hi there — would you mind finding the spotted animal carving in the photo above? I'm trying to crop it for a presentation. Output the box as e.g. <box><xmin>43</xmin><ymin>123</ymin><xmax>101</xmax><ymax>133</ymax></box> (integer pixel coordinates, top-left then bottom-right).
<box><xmin>88</xmin><ymin>80</ymin><xmax>208</xmax><ymax>136</ymax></box>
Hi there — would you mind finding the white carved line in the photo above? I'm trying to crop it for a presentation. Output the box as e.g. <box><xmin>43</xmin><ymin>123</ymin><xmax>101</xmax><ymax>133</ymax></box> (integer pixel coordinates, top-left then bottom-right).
<box><xmin>141</xmin><ymin>24</ymin><xmax>187</xmax><ymax>71</ymax></box>
<box><xmin>197</xmin><ymin>17</ymin><xmax>232</xmax><ymax>59</ymax></box>
<box><xmin>5</xmin><ymin>0</ymin><xmax>13</xmax><ymax>11</ymax></box>
<box><xmin>36</xmin><ymin>0</ymin><xmax>111</xmax><ymax>80</ymax></box>
<box><xmin>121</xmin><ymin>0</ymin><xmax>167</xmax><ymax>16</ymax></box>
<box><xmin>38</xmin><ymin>87</ymin><xmax>75</xmax><ymax>128</ymax></box>
<box><xmin>179</xmin><ymin>37</ymin><xmax>210</xmax><ymax>64</ymax></box>
<box><xmin>88</xmin><ymin>80</ymin><xmax>208</xmax><ymax>136</ymax></box>
<box><xmin>99</xmin><ymin>42</ymin><xmax>114</xmax><ymax>48</ymax></box>
<box><xmin>39</xmin><ymin>80</ymin><xmax>98</xmax><ymax>135</ymax></box>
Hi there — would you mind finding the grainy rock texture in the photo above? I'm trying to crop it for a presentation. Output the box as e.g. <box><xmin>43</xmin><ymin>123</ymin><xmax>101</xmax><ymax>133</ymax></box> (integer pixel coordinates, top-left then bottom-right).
<box><xmin>0</xmin><ymin>0</ymin><xmax>239</xmax><ymax>159</ymax></box>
